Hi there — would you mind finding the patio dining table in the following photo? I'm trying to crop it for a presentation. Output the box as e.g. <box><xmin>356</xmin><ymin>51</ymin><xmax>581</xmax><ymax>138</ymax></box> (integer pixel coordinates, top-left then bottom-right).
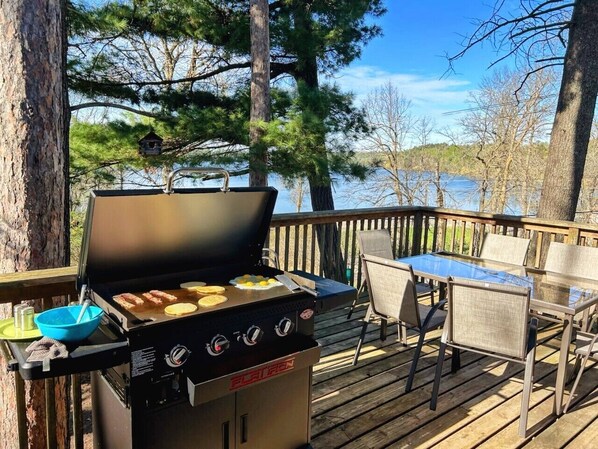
<box><xmin>398</xmin><ymin>251</ymin><xmax>598</xmax><ymax>416</ymax></box>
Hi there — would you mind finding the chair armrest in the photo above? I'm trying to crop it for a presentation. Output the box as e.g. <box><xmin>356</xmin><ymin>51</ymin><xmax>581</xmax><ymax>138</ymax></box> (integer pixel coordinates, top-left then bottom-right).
<box><xmin>527</xmin><ymin>317</ymin><xmax>538</xmax><ymax>354</ymax></box>
<box><xmin>420</xmin><ymin>299</ymin><xmax>448</xmax><ymax>329</ymax></box>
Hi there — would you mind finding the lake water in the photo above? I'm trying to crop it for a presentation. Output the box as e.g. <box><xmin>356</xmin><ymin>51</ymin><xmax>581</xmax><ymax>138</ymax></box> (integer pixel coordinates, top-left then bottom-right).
<box><xmin>195</xmin><ymin>171</ymin><xmax>517</xmax><ymax>214</ymax></box>
<box><xmin>123</xmin><ymin>169</ymin><xmax>522</xmax><ymax>215</ymax></box>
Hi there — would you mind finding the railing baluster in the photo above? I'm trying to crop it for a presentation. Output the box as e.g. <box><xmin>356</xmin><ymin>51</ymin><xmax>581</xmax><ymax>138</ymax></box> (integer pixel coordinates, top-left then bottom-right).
<box><xmin>283</xmin><ymin>226</ymin><xmax>291</xmax><ymax>271</ymax></box>
<box><xmin>293</xmin><ymin>225</ymin><xmax>300</xmax><ymax>271</ymax></box>
<box><xmin>310</xmin><ymin>224</ymin><xmax>317</xmax><ymax>275</ymax></box>
<box><xmin>274</xmin><ymin>227</ymin><xmax>281</xmax><ymax>264</ymax></box>
<box><xmin>350</xmin><ymin>220</ymin><xmax>358</xmax><ymax>286</ymax></box>
<box><xmin>459</xmin><ymin>220</ymin><xmax>466</xmax><ymax>254</ymax></box>
<box><xmin>16</xmin><ymin>371</ymin><xmax>27</xmax><ymax>449</ymax></box>
<box><xmin>301</xmin><ymin>224</ymin><xmax>308</xmax><ymax>271</ymax></box>
<box><xmin>403</xmin><ymin>216</ymin><xmax>411</xmax><ymax>255</ymax></box>
<box><xmin>71</xmin><ymin>373</ymin><xmax>83</xmax><ymax>449</ymax></box>
<box><xmin>45</xmin><ymin>377</ymin><xmax>56</xmax><ymax>449</ymax></box>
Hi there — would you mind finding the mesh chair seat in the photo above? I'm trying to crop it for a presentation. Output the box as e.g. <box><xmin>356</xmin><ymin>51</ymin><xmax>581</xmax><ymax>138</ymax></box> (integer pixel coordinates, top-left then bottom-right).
<box><xmin>574</xmin><ymin>332</ymin><xmax>598</xmax><ymax>356</ymax></box>
<box><xmin>430</xmin><ymin>277</ymin><xmax>537</xmax><ymax>438</ymax></box>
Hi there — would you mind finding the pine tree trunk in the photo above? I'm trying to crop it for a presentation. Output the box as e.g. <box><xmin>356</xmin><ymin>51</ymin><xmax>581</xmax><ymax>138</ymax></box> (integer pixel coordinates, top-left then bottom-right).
<box><xmin>292</xmin><ymin>1</ymin><xmax>346</xmax><ymax>282</ymax></box>
<box><xmin>0</xmin><ymin>1</ymin><xmax>69</xmax><ymax>448</ymax></box>
<box><xmin>249</xmin><ymin>0</ymin><xmax>270</xmax><ymax>187</ymax></box>
<box><xmin>536</xmin><ymin>0</ymin><xmax>598</xmax><ymax>221</ymax></box>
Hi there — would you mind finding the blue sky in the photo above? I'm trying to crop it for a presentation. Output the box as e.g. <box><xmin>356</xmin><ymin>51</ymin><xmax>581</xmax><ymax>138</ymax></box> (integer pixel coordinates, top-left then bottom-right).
<box><xmin>332</xmin><ymin>1</ymin><xmax>514</xmax><ymax>134</ymax></box>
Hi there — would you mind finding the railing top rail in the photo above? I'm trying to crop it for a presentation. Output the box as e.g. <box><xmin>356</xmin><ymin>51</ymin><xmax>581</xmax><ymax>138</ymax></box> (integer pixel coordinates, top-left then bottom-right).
<box><xmin>272</xmin><ymin>206</ymin><xmax>598</xmax><ymax>233</ymax></box>
<box><xmin>3</xmin><ymin>206</ymin><xmax>598</xmax><ymax>304</ymax></box>
<box><xmin>0</xmin><ymin>266</ymin><xmax>77</xmax><ymax>303</ymax></box>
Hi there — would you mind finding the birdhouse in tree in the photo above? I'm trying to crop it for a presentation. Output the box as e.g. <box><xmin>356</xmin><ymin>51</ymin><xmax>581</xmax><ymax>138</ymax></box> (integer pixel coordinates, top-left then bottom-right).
<box><xmin>138</xmin><ymin>131</ymin><xmax>163</xmax><ymax>156</ymax></box>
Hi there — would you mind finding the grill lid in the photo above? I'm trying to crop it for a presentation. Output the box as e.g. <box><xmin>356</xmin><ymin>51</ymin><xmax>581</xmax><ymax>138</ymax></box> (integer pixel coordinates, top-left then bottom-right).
<box><xmin>77</xmin><ymin>168</ymin><xmax>277</xmax><ymax>286</ymax></box>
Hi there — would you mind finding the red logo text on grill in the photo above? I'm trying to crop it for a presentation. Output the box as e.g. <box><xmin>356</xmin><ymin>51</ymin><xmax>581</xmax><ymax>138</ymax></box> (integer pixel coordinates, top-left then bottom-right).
<box><xmin>229</xmin><ymin>357</ymin><xmax>295</xmax><ymax>390</ymax></box>
<box><xmin>300</xmin><ymin>309</ymin><xmax>314</xmax><ymax>320</ymax></box>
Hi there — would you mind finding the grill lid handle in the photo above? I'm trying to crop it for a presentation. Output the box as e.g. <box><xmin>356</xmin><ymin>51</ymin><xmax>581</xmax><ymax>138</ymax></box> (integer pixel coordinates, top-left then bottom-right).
<box><xmin>164</xmin><ymin>167</ymin><xmax>230</xmax><ymax>194</ymax></box>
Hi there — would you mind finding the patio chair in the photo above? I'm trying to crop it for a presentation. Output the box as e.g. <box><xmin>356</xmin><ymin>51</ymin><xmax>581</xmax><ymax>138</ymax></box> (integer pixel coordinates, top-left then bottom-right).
<box><xmin>479</xmin><ymin>233</ymin><xmax>531</xmax><ymax>266</ymax></box>
<box><xmin>346</xmin><ymin>229</ymin><xmax>436</xmax><ymax>319</ymax></box>
<box><xmin>545</xmin><ymin>242</ymin><xmax>598</xmax><ymax>330</ymax></box>
<box><xmin>545</xmin><ymin>242</ymin><xmax>598</xmax><ymax>281</ymax></box>
<box><xmin>429</xmin><ymin>277</ymin><xmax>537</xmax><ymax>438</ymax></box>
<box><xmin>352</xmin><ymin>254</ymin><xmax>447</xmax><ymax>393</ymax></box>
<box><xmin>564</xmin><ymin>331</ymin><xmax>598</xmax><ymax>413</ymax></box>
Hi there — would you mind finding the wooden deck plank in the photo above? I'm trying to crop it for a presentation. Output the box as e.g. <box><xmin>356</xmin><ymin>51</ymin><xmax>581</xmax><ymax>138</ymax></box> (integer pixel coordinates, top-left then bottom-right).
<box><xmin>392</xmin><ymin>356</ymin><xmax>561</xmax><ymax>448</ymax></box>
<box><xmin>317</xmin><ymin>344</ymin><xmax>558</xmax><ymax>449</ymax></box>
<box><xmin>562</xmin><ymin>403</ymin><xmax>598</xmax><ymax>448</ymax></box>
<box><xmin>307</xmin><ymin>302</ymin><xmax>598</xmax><ymax>449</ymax></box>
<box><xmin>518</xmin><ymin>364</ymin><xmax>598</xmax><ymax>449</ymax></box>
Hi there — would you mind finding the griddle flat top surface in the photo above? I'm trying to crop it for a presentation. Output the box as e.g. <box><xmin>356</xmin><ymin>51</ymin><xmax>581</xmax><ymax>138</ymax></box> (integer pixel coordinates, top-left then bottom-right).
<box><xmin>104</xmin><ymin>283</ymin><xmax>299</xmax><ymax>325</ymax></box>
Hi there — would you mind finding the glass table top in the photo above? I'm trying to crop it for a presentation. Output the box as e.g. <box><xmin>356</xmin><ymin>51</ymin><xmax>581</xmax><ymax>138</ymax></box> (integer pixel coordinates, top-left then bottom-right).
<box><xmin>400</xmin><ymin>253</ymin><xmax>598</xmax><ymax>311</ymax></box>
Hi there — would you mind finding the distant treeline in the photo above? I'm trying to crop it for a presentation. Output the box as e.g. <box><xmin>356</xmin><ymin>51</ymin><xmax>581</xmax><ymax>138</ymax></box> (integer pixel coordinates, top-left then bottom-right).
<box><xmin>354</xmin><ymin>142</ymin><xmax>551</xmax><ymax>179</ymax></box>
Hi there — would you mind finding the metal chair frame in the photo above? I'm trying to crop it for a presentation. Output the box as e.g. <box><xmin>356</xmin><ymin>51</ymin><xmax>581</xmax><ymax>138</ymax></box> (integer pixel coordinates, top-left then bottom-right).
<box><xmin>352</xmin><ymin>254</ymin><xmax>447</xmax><ymax>393</ymax></box>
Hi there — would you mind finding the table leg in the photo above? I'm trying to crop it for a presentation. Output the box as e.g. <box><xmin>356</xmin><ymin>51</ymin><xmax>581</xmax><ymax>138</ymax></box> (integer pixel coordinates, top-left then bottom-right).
<box><xmin>439</xmin><ymin>282</ymin><xmax>447</xmax><ymax>301</ymax></box>
<box><xmin>554</xmin><ymin>316</ymin><xmax>573</xmax><ymax>416</ymax></box>
<box><xmin>380</xmin><ymin>318</ymin><xmax>387</xmax><ymax>341</ymax></box>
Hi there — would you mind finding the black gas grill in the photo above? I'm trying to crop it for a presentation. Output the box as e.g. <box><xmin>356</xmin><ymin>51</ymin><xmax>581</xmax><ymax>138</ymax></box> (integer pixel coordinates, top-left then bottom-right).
<box><xmin>75</xmin><ymin>169</ymin><xmax>356</xmax><ymax>449</ymax></box>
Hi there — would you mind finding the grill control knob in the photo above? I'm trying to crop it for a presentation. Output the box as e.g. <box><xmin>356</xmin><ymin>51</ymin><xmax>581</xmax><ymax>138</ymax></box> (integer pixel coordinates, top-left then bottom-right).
<box><xmin>242</xmin><ymin>325</ymin><xmax>264</xmax><ymax>346</ymax></box>
<box><xmin>275</xmin><ymin>317</ymin><xmax>294</xmax><ymax>337</ymax></box>
<box><xmin>207</xmin><ymin>335</ymin><xmax>230</xmax><ymax>356</ymax></box>
<box><xmin>166</xmin><ymin>345</ymin><xmax>191</xmax><ymax>367</ymax></box>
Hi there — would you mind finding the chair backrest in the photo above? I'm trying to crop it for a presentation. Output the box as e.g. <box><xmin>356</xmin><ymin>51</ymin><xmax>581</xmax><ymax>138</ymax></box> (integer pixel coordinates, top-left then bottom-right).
<box><xmin>361</xmin><ymin>254</ymin><xmax>421</xmax><ymax>327</ymax></box>
<box><xmin>479</xmin><ymin>233</ymin><xmax>530</xmax><ymax>266</ymax></box>
<box><xmin>544</xmin><ymin>242</ymin><xmax>598</xmax><ymax>281</ymax></box>
<box><xmin>446</xmin><ymin>277</ymin><xmax>531</xmax><ymax>360</ymax></box>
<box><xmin>358</xmin><ymin>229</ymin><xmax>394</xmax><ymax>260</ymax></box>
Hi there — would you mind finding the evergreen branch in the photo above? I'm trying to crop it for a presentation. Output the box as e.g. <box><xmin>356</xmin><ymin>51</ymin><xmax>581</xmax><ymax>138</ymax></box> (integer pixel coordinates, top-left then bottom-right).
<box><xmin>71</xmin><ymin>102</ymin><xmax>164</xmax><ymax>118</ymax></box>
<box><xmin>71</xmin><ymin>61</ymin><xmax>251</xmax><ymax>87</ymax></box>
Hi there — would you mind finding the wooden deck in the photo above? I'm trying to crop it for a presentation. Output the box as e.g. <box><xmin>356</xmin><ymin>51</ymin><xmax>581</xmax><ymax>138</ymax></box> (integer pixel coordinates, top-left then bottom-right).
<box><xmin>62</xmin><ymin>297</ymin><xmax>598</xmax><ymax>449</ymax></box>
<box><xmin>310</xmin><ymin>301</ymin><xmax>598</xmax><ymax>449</ymax></box>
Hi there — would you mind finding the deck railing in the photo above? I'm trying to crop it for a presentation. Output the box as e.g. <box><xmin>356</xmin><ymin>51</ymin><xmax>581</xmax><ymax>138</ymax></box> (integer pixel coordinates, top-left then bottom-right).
<box><xmin>2</xmin><ymin>206</ymin><xmax>598</xmax><ymax>448</ymax></box>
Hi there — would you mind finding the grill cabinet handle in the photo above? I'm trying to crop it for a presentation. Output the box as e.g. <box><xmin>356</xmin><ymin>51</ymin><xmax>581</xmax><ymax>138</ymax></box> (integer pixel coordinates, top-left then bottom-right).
<box><xmin>164</xmin><ymin>167</ymin><xmax>230</xmax><ymax>194</ymax></box>
<box><xmin>240</xmin><ymin>414</ymin><xmax>248</xmax><ymax>444</ymax></box>
<box><xmin>222</xmin><ymin>420</ymin><xmax>230</xmax><ymax>449</ymax></box>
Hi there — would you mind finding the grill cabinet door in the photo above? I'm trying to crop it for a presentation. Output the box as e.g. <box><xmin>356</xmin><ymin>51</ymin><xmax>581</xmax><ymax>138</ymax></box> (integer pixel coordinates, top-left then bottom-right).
<box><xmin>236</xmin><ymin>368</ymin><xmax>313</xmax><ymax>449</ymax></box>
<box><xmin>143</xmin><ymin>396</ymin><xmax>235</xmax><ymax>449</ymax></box>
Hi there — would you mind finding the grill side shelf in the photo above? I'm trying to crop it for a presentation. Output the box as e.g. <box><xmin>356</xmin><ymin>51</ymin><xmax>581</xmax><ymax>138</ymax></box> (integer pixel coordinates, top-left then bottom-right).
<box><xmin>5</xmin><ymin>324</ymin><xmax>129</xmax><ymax>381</ymax></box>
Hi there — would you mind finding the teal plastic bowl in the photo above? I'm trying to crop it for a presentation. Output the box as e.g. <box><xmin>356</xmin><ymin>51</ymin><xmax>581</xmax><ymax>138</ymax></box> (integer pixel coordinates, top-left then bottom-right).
<box><xmin>34</xmin><ymin>305</ymin><xmax>104</xmax><ymax>342</ymax></box>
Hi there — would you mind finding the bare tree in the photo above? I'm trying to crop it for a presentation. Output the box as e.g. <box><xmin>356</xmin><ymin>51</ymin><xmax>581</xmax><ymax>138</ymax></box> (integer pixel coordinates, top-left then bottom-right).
<box><xmin>283</xmin><ymin>177</ymin><xmax>308</xmax><ymax>212</ymax></box>
<box><xmin>414</xmin><ymin>116</ymin><xmax>446</xmax><ymax>207</ymax></box>
<box><xmin>458</xmin><ymin>68</ymin><xmax>554</xmax><ymax>214</ymax></box>
<box><xmin>361</xmin><ymin>81</ymin><xmax>434</xmax><ymax>206</ymax></box>
<box><xmin>0</xmin><ymin>1</ymin><xmax>69</xmax><ymax>447</ymax></box>
<box><xmin>449</xmin><ymin>0</ymin><xmax>598</xmax><ymax>221</ymax></box>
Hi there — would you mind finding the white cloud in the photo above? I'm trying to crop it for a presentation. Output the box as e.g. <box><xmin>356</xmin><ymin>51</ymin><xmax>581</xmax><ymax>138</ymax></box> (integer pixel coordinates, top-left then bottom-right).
<box><xmin>325</xmin><ymin>65</ymin><xmax>477</xmax><ymax>142</ymax></box>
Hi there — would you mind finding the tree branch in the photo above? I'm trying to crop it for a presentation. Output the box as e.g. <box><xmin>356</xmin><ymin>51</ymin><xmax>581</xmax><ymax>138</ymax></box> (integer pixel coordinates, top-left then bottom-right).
<box><xmin>72</xmin><ymin>61</ymin><xmax>252</xmax><ymax>87</ymax></box>
<box><xmin>71</xmin><ymin>102</ymin><xmax>164</xmax><ymax>118</ymax></box>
